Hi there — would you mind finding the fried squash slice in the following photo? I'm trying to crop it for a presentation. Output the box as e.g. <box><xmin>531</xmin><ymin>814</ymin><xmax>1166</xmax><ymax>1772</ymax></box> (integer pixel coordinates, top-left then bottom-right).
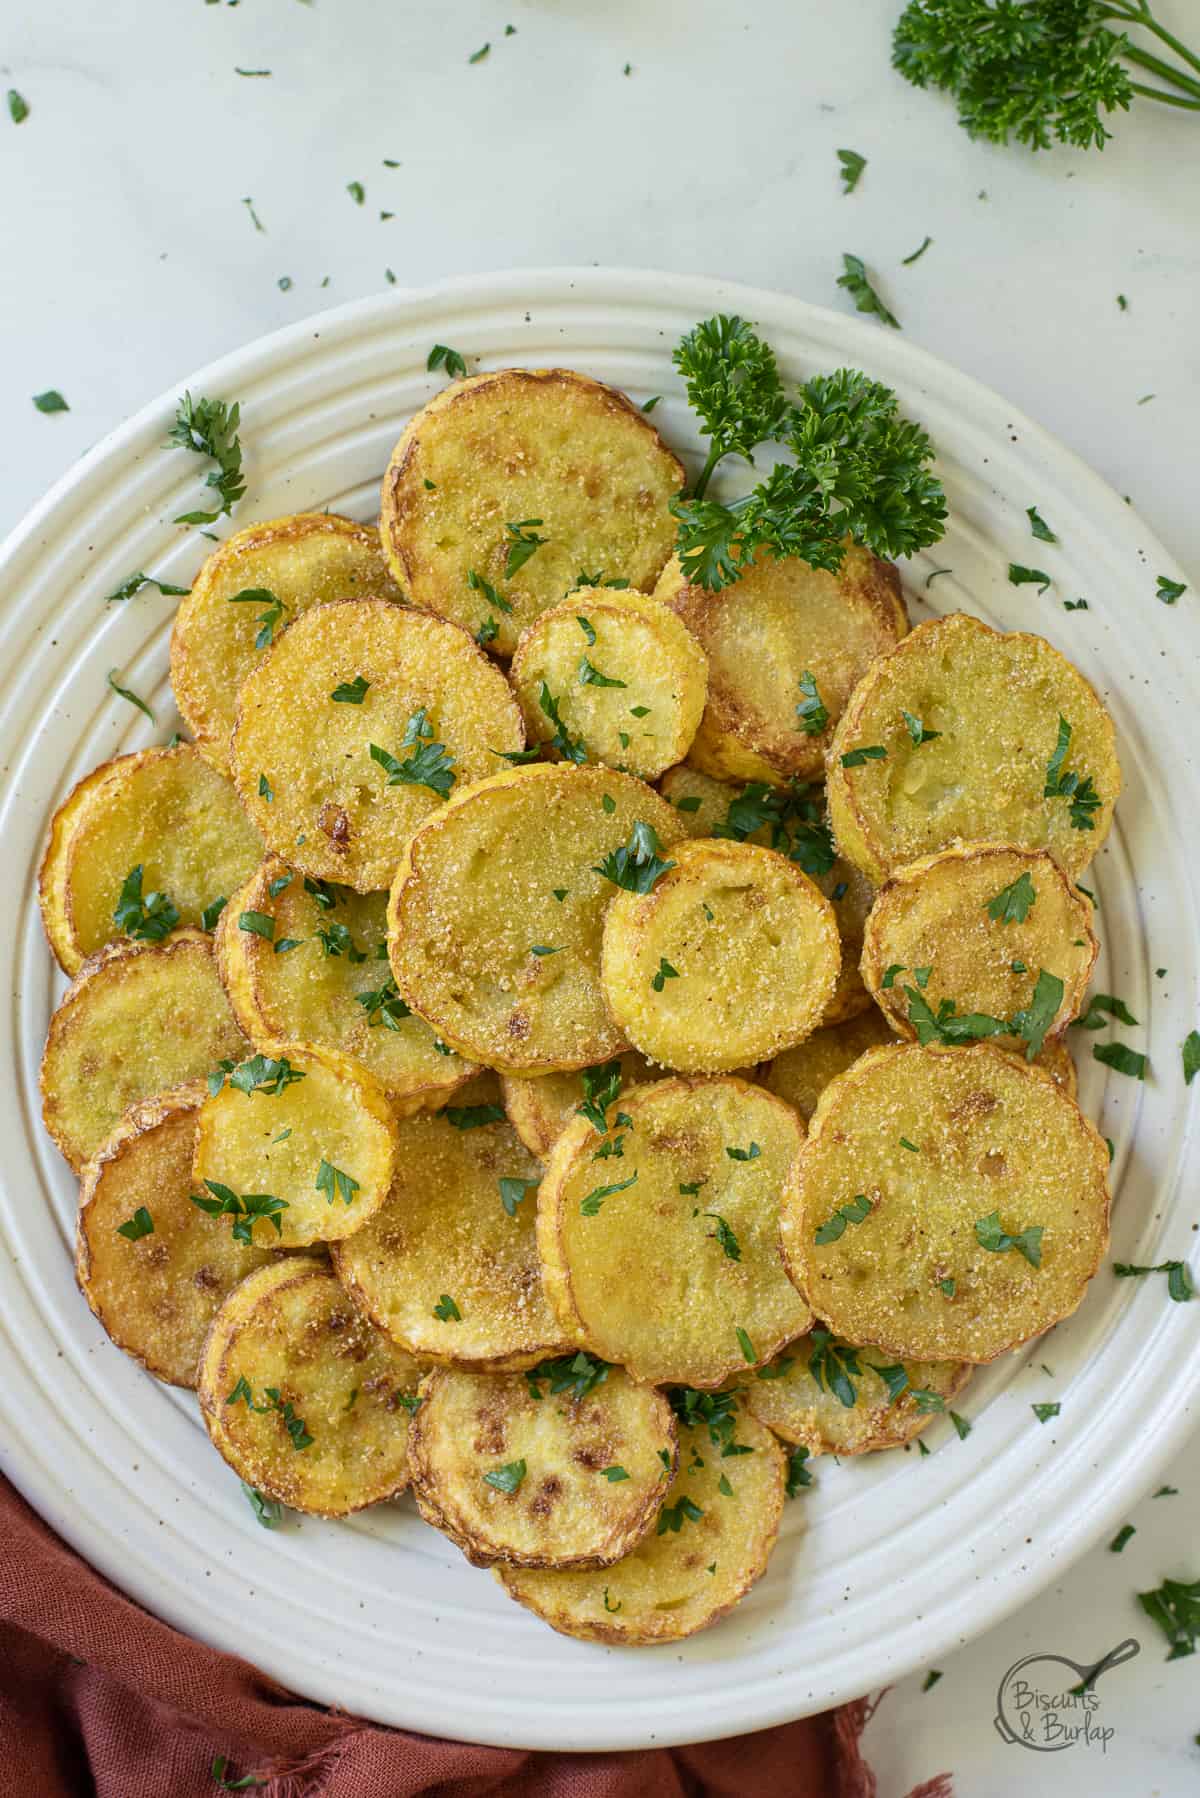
<box><xmin>538</xmin><ymin>1076</ymin><xmax>812</xmax><ymax>1387</ymax></box>
<box><xmin>232</xmin><ymin>598</ymin><xmax>523</xmax><ymax>893</ymax></box>
<box><xmin>600</xmin><ymin>839</ymin><xmax>840</xmax><ymax>1072</ymax></box>
<box><xmin>408</xmin><ymin>1362</ymin><xmax>676</xmax><ymax>1569</ymax></box>
<box><xmin>39</xmin><ymin>744</ymin><xmax>263</xmax><ymax>975</ymax></box>
<box><xmin>331</xmin><ymin>1078</ymin><xmax>569</xmax><ymax>1369</ymax></box>
<box><xmin>659</xmin><ymin>765</ymin><xmax>874</xmax><ymax>1028</ymax></box>
<box><xmin>860</xmin><ymin>843</ymin><xmax>1098</xmax><ymax>1052</ymax></box>
<box><xmin>41</xmin><ymin>931</ymin><xmax>249</xmax><ymax>1174</ymax></box>
<box><xmin>510</xmin><ymin>589</ymin><xmax>708</xmax><ymax>780</ymax></box>
<box><xmin>216</xmin><ymin>858</ymin><xmax>475</xmax><ymax>1112</ymax></box>
<box><xmin>379</xmin><ymin>367</ymin><xmax>684</xmax><ymax>656</ymax></box>
<box><xmin>658</xmin><ymin>543</ymin><xmax>907</xmax><ymax>786</ymax></box>
<box><xmin>198</xmin><ymin>1257</ymin><xmax>421</xmax><ymax>1516</ymax></box>
<box><xmin>192</xmin><ymin>1042</ymin><xmax>397</xmax><ymax>1248</ymax></box>
<box><xmin>170</xmin><ymin>513</ymin><xmax>405</xmax><ymax>772</ymax></box>
<box><xmin>739</xmin><ymin>1333</ymin><xmax>970</xmax><ymax>1456</ymax></box>
<box><xmin>500</xmin><ymin>1051</ymin><xmax>656</xmax><ymax>1160</ymax></box>
<box><xmin>779</xmin><ymin>1042</ymin><xmax>1110</xmax><ymax>1363</ymax></box>
<box><xmin>764</xmin><ymin>1009</ymin><xmax>899</xmax><ymax>1123</ymax></box>
<box><xmin>496</xmin><ymin>1413</ymin><xmax>786</xmax><ymax>1644</ymax></box>
<box><xmin>387</xmin><ymin>763</ymin><xmax>688</xmax><ymax>1073</ymax></box>
<box><xmin>76</xmin><ymin>1083</ymin><xmax>284</xmax><ymax>1387</ymax></box>
<box><xmin>826</xmin><ymin>612</ymin><xmax>1120</xmax><ymax>882</ymax></box>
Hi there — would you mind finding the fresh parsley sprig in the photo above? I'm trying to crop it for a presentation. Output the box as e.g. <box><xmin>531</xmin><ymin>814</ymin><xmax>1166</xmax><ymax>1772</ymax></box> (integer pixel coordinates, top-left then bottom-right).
<box><xmin>670</xmin><ymin>318</ymin><xmax>946</xmax><ymax>591</ymax></box>
<box><xmin>593</xmin><ymin>821</ymin><xmax>675</xmax><ymax>893</ymax></box>
<box><xmin>168</xmin><ymin>392</ymin><xmax>246</xmax><ymax>524</ymax></box>
<box><xmin>893</xmin><ymin>0</ymin><xmax>1200</xmax><ymax>155</ymax></box>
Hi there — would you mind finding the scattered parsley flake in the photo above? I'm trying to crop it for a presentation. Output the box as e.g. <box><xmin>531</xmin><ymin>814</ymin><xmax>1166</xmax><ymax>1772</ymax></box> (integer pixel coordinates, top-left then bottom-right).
<box><xmin>1009</xmin><ymin>564</ymin><xmax>1051</xmax><ymax>593</ymax></box>
<box><xmin>837</xmin><ymin>253</ymin><xmax>900</xmax><ymax>328</ymax></box>
<box><xmin>433</xmin><ymin>1294</ymin><xmax>461</xmax><ymax>1322</ymax></box>
<box><xmin>976</xmin><ymin>1210</ymin><xmax>1043</xmax><ymax>1268</ymax></box>
<box><xmin>107</xmin><ymin>669</ymin><xmax>155</xmax><ymax>723</ymax></box>
<box><xmin>33</xmin><ymin>389</ymin><xmax>68</xmax><ymax>413</ymax></box>
<box><xmin>796</xmin><ymin>671</ymin><xmax>829</xmax><ymax>736</ymax></box>
<box><xmin>837</xmin><ymin>148</ymin><xmax>867</xmax><ymax>192</ymax></box>
<box><xmin>1027</xmin><ymin>505</ymin><xmax>1057</xmax><ymax>543</ymax></box>
<box><xmin>483</xmin><ymin>1459</ymin><xmax>526</xmax><ymax>1493</ymax></box>
<box><xmin>815</xmin><ymin>1194</ymin><xmax>872</xmax><ymax>1244</ymax></box>
<box><xmin>168</xmin><ymin>392</ymin><xmax>245</xmax><ymax>524</ymax></box>
<box><xmin>427</xmin><ymin>343</ymin><xmax>468</xmax><ymax>379</ymax></box>
<box><xmin>116</xmin><ymin>1207</ymin><xmax>154</xmax><ymax>1242</ymax></box>
<box><xmin>1157</xmin><ymin>575</ymin><xmax>1187</xmax><ymax>605</ymax></box>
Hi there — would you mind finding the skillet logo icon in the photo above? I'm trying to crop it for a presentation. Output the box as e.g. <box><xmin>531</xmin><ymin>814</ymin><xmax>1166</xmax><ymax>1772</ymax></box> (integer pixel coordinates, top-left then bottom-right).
<box><xmin>993</xmin><ymin>1637</ymin><xmax>1139</xmax><ymax>1754</ymax></box>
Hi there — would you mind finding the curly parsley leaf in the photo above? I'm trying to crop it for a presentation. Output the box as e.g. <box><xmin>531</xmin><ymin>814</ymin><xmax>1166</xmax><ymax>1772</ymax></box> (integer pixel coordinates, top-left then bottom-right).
<box><xmin>1044</xmin><ymin>715</ymin><xmax>1102</xmax><ymax>830</ymax></box>
<box><xmin>526</xmin><ymin>1351</ymin><xmax>609</xmax><ymax>1402</ymax></box>
<box><xmin>191</xmin><ymin>1181</ymin><xmax>288</xmax><ymax>1246</ymax></box>
<box><xmin>1010</xmin><ymin>968</ymin><xmax>1065</xmax><ymax>1060</ymax></box>
<box><xmin>504</xmin><ymin>518</ymin><xmax>547</xmax><ymax>579</ymax></box>
<box><xmin>593</xmin><ymin>821</ymin><xmax>675</xmax><ymax>893</ymax></box>
<box><xmin>370</xmin><ymin>709</ymin><xmax>455</xmax><ymax>798</ymax></box>
<box><xmin>113</xmin><ymin>865</ymin><xmax>180</xmax><ymax>943</ymax></box>
<box><xmin>1138</xmin><ymin>1576</ymin><xmax>1200</xmax><ymax>1661</ymax></box>
<box><xmin>168</xmin><ymin>392</ymin><xmax>246</xmax><ymax>524</ymax></box>
<box><xmin>987</xmin><ymin>870</ymin><xmax>1037</xmax><ymax>923</ymax></box>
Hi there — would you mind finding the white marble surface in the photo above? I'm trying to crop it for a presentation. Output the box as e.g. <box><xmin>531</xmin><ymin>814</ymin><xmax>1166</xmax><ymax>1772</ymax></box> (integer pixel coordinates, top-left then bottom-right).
<box><xmin>3</xmin><ymin>1</ymin><xmax>1198</xmax><ymax>1790</ymax></box>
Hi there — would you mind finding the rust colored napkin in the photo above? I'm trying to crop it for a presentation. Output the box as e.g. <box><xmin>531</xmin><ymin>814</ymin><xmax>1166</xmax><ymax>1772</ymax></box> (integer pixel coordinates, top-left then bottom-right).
<box><xmin>0</xmin><ymin>1475</ymin><xmax>951</xmax><ymax>1798</ymax></box>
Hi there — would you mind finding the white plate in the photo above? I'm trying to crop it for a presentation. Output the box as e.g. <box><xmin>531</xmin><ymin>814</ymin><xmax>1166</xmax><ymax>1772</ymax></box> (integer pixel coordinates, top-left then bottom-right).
<box><xmin>2</xmin><ymin>268</ymin><xmax>1197</xmax><ymax>1753</ymax></box>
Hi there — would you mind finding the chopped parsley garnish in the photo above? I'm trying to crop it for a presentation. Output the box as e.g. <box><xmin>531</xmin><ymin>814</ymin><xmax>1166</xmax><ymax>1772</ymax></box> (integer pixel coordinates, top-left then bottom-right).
<box><xmin>1010</xmin><ymin>969</ymin><xmax>1065</xmax><ymax>1060</ymax></box>
<box><xmin>579</xmin><ymin>657</ymin><xmax>627</xmax><ymax>689</ymax></box>
<box><xmin>1032</xmin><ymin>1402</ymin><xmax>1061</xmax><ymax>1423</ymax></box>
<box><xmin>504</xmin><ymin>518</ymin><xmax>548</xmax><ymax>578</ymax></box>
<box><xmin>836</xmin><ymin>147</ymin><xmax>866</xmax><ymax>192</ymax></box>
<box><xmin>949</xmin><ymin>1411</ymin><xmax>972</xmax><ymax>1440</ymax></box>
<box><xmin>1008</xmin><ymin>564</ymin><xmax>1051</xmax><ymax>593</ymax></box>
<box><xmin>658</xmin><ymin>1496</ymin><xmax>704</xmax><ymax>1535</ymax></box>
<box><xmin>841</xmin><ymin>744</ymin><xmax>887</xmax><ymax>768</ymax></box>
<box><xmin>785</xmin><ymin>1445</ymin><xmax>814</xmax><ymax>1496</ymax></box>
<box><xmin>580</xmin><ymin>1173</ymin><xmax>638</xmax><ymax>1216</ymax></box>
<box><xmin>499</xmin><ymin>1176</ymin><xmax>538</xmax><ymax>1217</ymax></box>
<box><xmin>1109</xmin><ymin>1524</ymin><xmax>1136</xmax><ymax>1553</ymax></box>
<box><xmin>354</xmin><ymin>975</ymin><xmax>411</xmax><ymax>1030</ymax></box>
<box><xmin>796</xmin><ymin>671</ymin><xmax>829</xmax><ymax>736</ymax></box>
<box><xmin>902</xmin><ymin>709</ymin><xmax>940</xmax><ymax>746</ymax></box>
<box><xmin>104</xmin><ymin>571</ymin><xmax>191</xmax><ymax>604</ymax></box>
<box><xmin>331</xmin><ymin>675</ymin><xmax>370</xmax><ymax>704</ymax></box>
<box><xmin>577</xmin><ymin>1059</ymin><xmax>623</xmax><ymax>1133</ymax></box>
<box><xmin>735</xmin><ymin>1325</ymin><xmax>757</xmax><ymax>1363</ymax></box>
<box><xmin>576</xmin><ymin>615</ymin><xmax>597</xmax><ymax>645</ymax></box>
<box><xmin>1093</xmin><ymin>1041</ymin><xmax>1147</xmax><ymax>1079</ymax></box>
<box><xmin>116</xmin><ymin>1207</ymin><xmax>154</xmax><ymax>1242</ymax></box>
<box><xmin>1027</xmin><ymin>505</ymin><xmax>1057</xmax><ymax>543</ymax></box>
<box><xmin>444</xmin><ymin>1103</ymin><xmax>505</xmax><ymax>1130</ymax></box>
<box><xmin>987</xmin><ymin>871</ymin><xmax>1036</xmax><ymax>924</ymax></box>
<box><xmin>815</xmin><ymin>1194</ymin><xmax>872</xmax><ymax>1244</ymax></box>
<box><xmin>192</xmin><ymin>1181</ymin><xmax>288</xmax><ymax>1245</ymax></box>
<box><xmin>668</xmin><ymin>1387</ymin><xmax>747</xmax><ymax>1453</ymax></box>
<box><xmin>432</xmin><ymin>1294</ymin><xmax>462</xmax><ymax>1322</ymax></box>
<box><xmin>200</xmin><ymin>895</ymin><xmax>227</xmax><ymax>931</ymax></box>
<box><xmin>600</xmin><ymin>1465</ymin><xmax>629</xmax><ymax>1482</ymax></box>
<box><xmin>114</xmin><ymin>865</ymin><xmax>179</xmax><ymax>943</ymax></box>
<box><xmin>1157</xmin><ymin>575</ymin><xmax>1187</xmax><ymax>605</ymax></box>
<box><xmin>258</xmin><ymin>773</ymin><xmax>273</xmax><ymax>802</ymax></box>
<box><xmin>315</xmin><ymin>920</ymin><xmax>364</xmax><ymax>960</ymax></box>
<box><xmin>530</xmin><ymin>943</ymin><xmax>562</xmax><ymax>957</ymax></box>
<box><xmin>483</xmin><ymin>1459</ymin><xmax>526</xmax><ymax>1494</ymax></box>
<box><xmin>315</xmin><ymin>1160</ymin><xmax>359</xmax><ymax>1207</ymax></box>
<box><xmin>226</xmin><ymin>1379</ymin><xmax>312</xmax><ymax>1450</ymax></box>
<box><xmin>346</xmin><ymin>180</ymin><xmax>365</xmax><ymax>205</ymax></box>
<box><xmin>837</xmin><ymin>253</ymin><xmax>900</xmax><ymax>329</ymax></box>
<box><xmin>651</xmin><ymin>957</ymin><xmax>679</xmax><ymax>992</ymax></box>
<box><xmin>1183</xmin><ymin>1031</ymin><xmax>1200</xmax><ymax>1085</ymax></box>
<box><xmin>975</xmin><ymin>1210</ymin><xmax>1043</xmax><ymax>1268</ymax></box>
<box><xmin>905</xmin><ymin>986</ymin><xmax>1008</xmax><ymax>1047</ymax></box>
<box><xmin>922</xmin><ymin>1671</ymin><xmax>942</xmax><ymax>1693</ymax></box>
<box><xmin>238</xmin><ymin>909</ymin><xmax>275</xmax><ymax>940</ymax></box>
<box><xmin>902</xmin><ymin>235</ymin><xmax>933</xmax><ymax>264</ymax></box>
<box><xmin>726</xmin><ymin>1142</ymin><xmax>760</xmax><ymax>1162</ymax></box>
<box><xmin>428</xmin><ymin>342</ymin><xmax>468</xmax><ymax>377</ymax></box>
<box><xmin>208</xmin><ymin>1053</ymin><xmax>305</xmax><ymax>1097</ymax></box>
<box><xmin>593</xmin><ymin>820</ymin><xmax>675</xmax><ymax>893</ymax></box>
<box><xmin>526</xmin><ymin>1351</ymin><xmax>609</xmax><ymax>1402</ymax></box>
<box><xmin>1074</xmin><ymin>992</ymin><xmax>1138</xmax><ymax>1030</ymax></box>
<box><xmin>168</xmin><ymin>392</ymin><xmax>245</xmax><ymax>524</ymax></box>
<box><xmin>881</xmin><ymin>963</ymin><xmax>904</xmax><ymax>988</ymax></box>
<box><xmin>241</xmin><ymin>1484</ymin><xmax>282</xmax><ymax>1531</ymax></box>
<box><xmin>1044</xmin><ymin>715</ymin><xmax>1101</xmax><ymax>830</ymax></box>
<box><xmin>468</xmin><ymin>42</ymin><xmax>490</xmax><ymax>64</ymax></box>
<box><xmin>228</xmin><ymin>587</ymin><xmax>287</xmax><ymax>650</ymax></box>
<box><xmin>669</xmin><ymin>315</ymin><xmax>945</xmax><ymax>589</ymax></box>
<box><xmin>899</xmin><ymin>1136</ymin><xmax>920</xmax><ymax>1153</ymax></box>
<box><xmin>808</xmin><ymin>1329</ymin><xmax>861</xmax><ymax>1408</ymax></box>
<box><xmin>704</xmin><ymin>1213</ymin><xmax>741</xmax><ymax>1261</ymax></box>
<box><xmin>1114</xmin><ymin>1260</ymin><xmax>1193</xmax><ymax>1303</ymax></box>
<box><xmin>370</xmin><ymin>709</ymin><xmax>455</xmax><ymax>797</ymax></box>
<box><xmin>538</xmin><ymin>682</ymin><xmax>587</xmax><ymax>764</ymax></box>
<box><xmin>466</xmin><ymin>567</ymin><xmax>513</xmax><ymax>614</ymax></box>
<box><xmin>8</xmin><ymin>90</ymin><xmax>30</xmax><ymax>125</ymax></box>
<box><xmin>33</xmin><ymin>389</ymin><xmax>68</xmax><ymax>413</ymax></box>
<box><xmin>1138</xmin><ymin>1576</ymin><xmax>1200</xmax><ymax>1661</ymax></box>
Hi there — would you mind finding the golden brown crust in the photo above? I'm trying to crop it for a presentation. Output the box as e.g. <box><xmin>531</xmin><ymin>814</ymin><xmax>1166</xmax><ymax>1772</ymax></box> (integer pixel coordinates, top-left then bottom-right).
<box><xmin>537</xmin><ymin>1074</ymin><xmax>813</xmax><ymax>1388</ymax></box>
<box><xmin>779</xmin><ymin>1041</ymin><xmax>1111</xmax><ymax>1363</ymax></box>
<box><xmin>379</xmin><ymin>368</ymin><xmax>685</xmax><ymax>656</ymax></box>
<box><xmin>407</xmin><ymin>1365</ymin><xmax>677</xmax><ymax>1569</ymax></box>
<box><xmin>495</xmin><ymin>1413</ymin><xmax>786</xmax><ymax>1644</ymax></box>
<box><xmin>38</xmin><ymin>745</ymin><xmax>263</xmax><ymax>975</ymax></box>
<box><xmin>41</xmin><ymin>930</ymin><xmax>249</xmax><ymax>1174</ymax></box>
<box><xmin>231</xmin><ymin>597</ymin><xmax>524</xmax><ymax>893</ymax></box>
<box><xmin>386</xmin><ymin>762</ymin><xmax>688</xmax><ymax>1073</ymax></box>
<box><xmin>599</xmin><ymin>838</ymin><xmax>841</xmax><ymax>1072</ymax></box>
<box><xmin>197</xmin><ymin>1257</ymin><xmax>422</xmax><ymax>1516</ymax></box>
<box><xmin>764</xmin><ymin>1008</ymin><xmax>900</xmax><ymax>1123</ymax></box>
<box><xmin>826</xmin><ymin>612</ymin><xmax>1121</xmax><ymax>882</ymax></box>
<box><xmin>510</xmin><ymin>589</ymin><xmax>708</xmax><ymax>780</ymax></box>
<box><xmin>662</xmin><ymin>545</ymin><xmax>907</xmax><ymax>786</ymax></box>
<box><xmin>860</xmin><ymin>842</ymin><xmax>1099</xmax><ymax>1051</ymax></box>
<box><xmin>214</xmin><ymin>857</ymin><xmax>476</xmax><ymax>1111</ymax></box>
<box><xmin>76</xmin><ymin>1082</ymin><xmax>285</xmax><ymax>1387</ymax></box>
<box><xmin>170</xmin><ymin>512</ymin><xmax>404</xmax><ymax>772</ymax></box>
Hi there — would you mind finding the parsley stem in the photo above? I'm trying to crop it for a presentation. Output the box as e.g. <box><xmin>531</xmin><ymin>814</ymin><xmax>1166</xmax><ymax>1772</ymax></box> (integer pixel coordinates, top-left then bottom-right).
<box><xmin>1128</xmin><ymin>81</ymin><xmax>1200</xmax><ymax>107</ymax></box>
<box><xmin>1121</xmin><ymin>42</ymin><xmax>1200</xmax><ymax>99</ymax></box>
<box><xmin>1101</xmin><ymin>3</ymin><xmax>1200</xmax><ymax>84</ymax></box>
<box><xmin>691</xmin><ymin>442</ymin><xmax>726</xmax><ymax>502</ymax></box>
